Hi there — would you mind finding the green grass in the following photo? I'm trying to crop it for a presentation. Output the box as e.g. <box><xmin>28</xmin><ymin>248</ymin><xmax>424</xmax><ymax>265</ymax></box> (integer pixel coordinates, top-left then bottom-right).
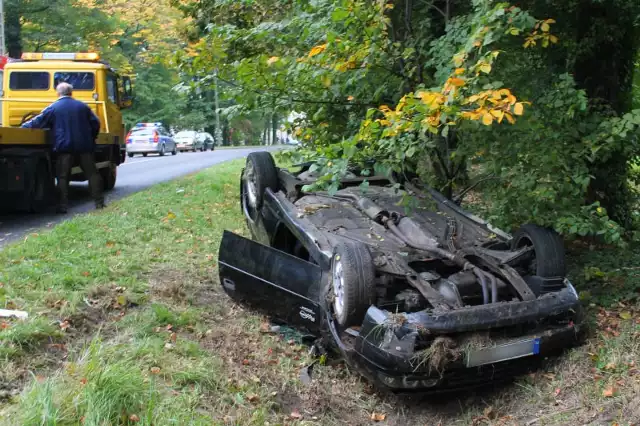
<box><xmin>0</xmin><ymin>157</ymin><xmax>638</xmax><ymax>425</ymax></box>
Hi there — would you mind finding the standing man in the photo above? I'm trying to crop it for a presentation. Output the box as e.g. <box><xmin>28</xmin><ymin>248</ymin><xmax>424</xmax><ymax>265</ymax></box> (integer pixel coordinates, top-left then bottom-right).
<box><xmin>22</xmin><ymin>82</ymin><xmax>104</xmax><ymax>213</ymax></box>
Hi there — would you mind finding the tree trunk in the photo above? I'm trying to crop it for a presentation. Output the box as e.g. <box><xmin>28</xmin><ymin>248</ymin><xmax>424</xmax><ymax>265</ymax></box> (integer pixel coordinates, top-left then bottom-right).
<box><xmin>271</xmin><ymin>113</ymin><xmax>278</xmax><ymax>146</ymax></box>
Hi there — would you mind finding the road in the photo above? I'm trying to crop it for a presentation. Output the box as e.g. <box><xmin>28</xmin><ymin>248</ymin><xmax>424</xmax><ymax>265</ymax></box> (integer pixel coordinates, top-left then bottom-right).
<box><xmin>0</xmin><ymin>147</ymin><xmax>273</xmax><ymax>248</ymax></box>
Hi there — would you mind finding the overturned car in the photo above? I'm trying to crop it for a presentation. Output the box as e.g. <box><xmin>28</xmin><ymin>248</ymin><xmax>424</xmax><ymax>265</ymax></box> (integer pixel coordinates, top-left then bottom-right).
<box><xmin>218</xmin><ymin>152</ymin><xmax>583</xmax><ymax>391</ymax></box>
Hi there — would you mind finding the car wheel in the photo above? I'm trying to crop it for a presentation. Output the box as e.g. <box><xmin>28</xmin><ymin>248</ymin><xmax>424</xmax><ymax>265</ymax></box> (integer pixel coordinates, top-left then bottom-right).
<box><xmin>143</xmin><ymin>153</ymin><xmax>148</xmax><ymax>157</ymax></box>
<box><xmin>29</xmin><ymin>160</ymin><xmax>53</xmax><ymax>213</ymax></box>
<box><xmin>512</xmin><ymin>224</ymin><xmax>565</xmax><ymax>278</ymax></box>
<box><xmin>100</xmin><ymin>162</ymin><xmax>117</xmax><ymax>191</ymax></box>
<box><xmin>242</xmin><ymin>152</ymin><xmax>279</xmax><ymax>221</ymax></box>
<box><xmin>172</xmin><ymin>146</ymin><xmax>177</xmax><ymax>155</ymax></box>
<box><xmin>127</xmin><ymin>152</ymin><xmax>134</xmax><ymax>158</ymax></box>
<box><xmin>159</xmin><ymin>145</ymin><xmax>166</xmax><ymax>156</ymax></box>
<box><xmin>331</xmin><ymin>241</ymin><xmax>376</xmax><ymax>328</ymax></box>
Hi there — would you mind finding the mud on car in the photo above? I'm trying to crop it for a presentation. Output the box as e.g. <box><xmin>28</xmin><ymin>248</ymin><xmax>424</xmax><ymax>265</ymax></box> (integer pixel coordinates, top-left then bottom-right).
<box><xmin>218</xmin><ymin>152</ymin><xmax>583</xmax><ymax>392</ymax></box>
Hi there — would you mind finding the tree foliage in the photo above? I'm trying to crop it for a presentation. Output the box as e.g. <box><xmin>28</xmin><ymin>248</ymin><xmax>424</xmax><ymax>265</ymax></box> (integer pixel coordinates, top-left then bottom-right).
<box><xmin>173</xmin><ymin>0</ymin><xmax>640</xmax><ymax>243</ymax></box>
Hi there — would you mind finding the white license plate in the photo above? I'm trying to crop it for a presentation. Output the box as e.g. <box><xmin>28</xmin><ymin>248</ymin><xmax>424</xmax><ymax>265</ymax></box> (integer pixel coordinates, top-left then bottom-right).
<box><xmin>466</xmin><ymin>338</ymin><xmax>540</xmax><ymax>367</ymax></box>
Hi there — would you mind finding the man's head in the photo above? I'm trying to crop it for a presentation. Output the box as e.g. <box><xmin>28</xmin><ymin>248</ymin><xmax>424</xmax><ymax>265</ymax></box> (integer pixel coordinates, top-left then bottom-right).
<box><xmin>56</xmin><ymin>82</ymin><xmax>73</xmax><ymax>98</ymax></box>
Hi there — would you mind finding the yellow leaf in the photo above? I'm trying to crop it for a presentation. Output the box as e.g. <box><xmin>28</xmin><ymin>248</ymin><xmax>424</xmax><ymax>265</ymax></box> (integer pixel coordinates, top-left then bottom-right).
<box><xmin>541</xmin><ymin>22</ymin><xmax>550</xmax><ymax>32</ymax></box>
<box><xmin>454</xmin><ymin>68</ymin><xmax>465</xmax><ymax>75</ymax></box>
<box><xmin>619</xmin><ymin>311</ymin><xmax>632</xmax><ymax>320</ymax></box>
<box><xmin>602</xmin><ymin>387</ymin><xmax>616</xmax><ymax>398</ymax></box>
<box><xmin>308</xmin><ymin>44</ymin><xmax>327</xmax><ymax>57</ymax></box>
<box><xmin>347</xmin><ymin>95</ymin><xmax>354</xmax><ymax>101</ymax></box>
<box><xmin>166</xmin><ymin>212</ymin><xmax>177</xmax><ymax>220</ymax></box>
<box><xmin>267</xmin><ymin>56</ymin><xmax>279</xmax><ymax>66</ymax></box>
<box><xmin>549</xmin><ymin>35</ymin><xmax>559</xmax><ymax>44</ymax></box>
<box><xmin>482</xmin><ymin>113</ymin><xmax>493</xmax><ymax>126</ymax></box>
<box><xmin>453</xmin><ymin>53</ymin><xmax>466</xmax><ymax>67</ymax></box>
<box><xmin>514</xmin><ymin>102</ymin><xmax>524</xmax><ymax>116</ymax></box>
<box><xmin>379</xmin><ymin>105</ymin><xmax>391</xmax><ymax>112</ymax></box>
<box><xmin>371</xmin><ymin>412</ymin><xmax>387</xmax><ymax>422</ymax></box>
<box><xmin>384</xmin><ymin>3</ymin><xmax>394</xmax><ymax>9</ymax></box>
<box><xmin>479</xmin><ymin>63</ymin><xmax>492</xmax><ymax>74</ymax></box>
<box><xmin>545</xmin><ymin>19</ymin><xmax>557</xmax><ymax>24</ymax></box>
<box><xmin>448</xmin><ymin>77</ymin><xmax>466</xmax><ymax>87</ymax></box>
<box><xmin>491</xmin><ymin>109</ymin><xmax>505</xmax><ymax>123</ymax></box>
<box><xmin>504</xmin><ymin>112</ymin><xmax>516</xmax><ymax>124</ymax></box>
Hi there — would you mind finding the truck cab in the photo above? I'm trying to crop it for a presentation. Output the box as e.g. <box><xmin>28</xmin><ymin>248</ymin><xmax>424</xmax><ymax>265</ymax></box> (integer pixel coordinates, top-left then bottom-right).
<box><xmin>0</xmin><ymin>52</ymin><xmax>133</xmax><ymax>212</ymax></box>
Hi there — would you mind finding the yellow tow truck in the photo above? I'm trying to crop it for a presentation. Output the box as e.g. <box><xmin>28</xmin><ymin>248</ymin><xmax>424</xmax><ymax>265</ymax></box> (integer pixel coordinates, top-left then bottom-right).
<box><xmin>0</xmin><ymin>52</ymin><xmax>133</xmax><ymax>212</ymax></box>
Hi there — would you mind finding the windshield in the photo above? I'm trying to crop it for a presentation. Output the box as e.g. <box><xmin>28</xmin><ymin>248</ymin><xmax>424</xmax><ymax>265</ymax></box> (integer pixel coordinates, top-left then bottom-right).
<box><xmin>9</xmin><ymin>72</ymin><xmax>50</xmax><ymax>90</ymax></box>
<box><xmin>54</xmin><ymin>72</ymin><xmax>95</xmax><ymax>91</ymax></box>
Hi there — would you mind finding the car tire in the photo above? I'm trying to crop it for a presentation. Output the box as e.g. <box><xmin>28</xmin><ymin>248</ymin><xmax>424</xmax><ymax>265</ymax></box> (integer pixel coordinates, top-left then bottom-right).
<box><xmin>512</xmin><ymin>224</ymin><xmax>565</xmax><ymax>277</ymax></box>
<box><xmin>159</xmin><ymin>145</ymin><xmax>166</xmax><ymax>156</ymax></box>
<box><xmin>331</xmin><ymin>241</ymin><xmax>376</xmax><ymax>328</ymax></box>
<box><xmin>29</xmin><ymin>160</ymin><xmax>53</xmax><ymax>213</ymax></box>
<box><xmin>172</xmin><ymin>146</ymin><xmax>177</xmax><ymax>156</ymax></box>
<box><xmin>127</xmin><ymin>152</ymin><xmax>134</xmax><ymax>158</ymax></box>
<box><xmin>100</xmin><ymin>162</ymin><xmax>117</xmax><ymax>191</ymax></box>
<box><xmin>242</xmin><ymin>152</ymin><xmax>279</xmax><ymax>221</ymax></box>
<box><xmin>143</xmin><ymin>153</ymin><xmax>148</xmax><ymax>157</ymax></box>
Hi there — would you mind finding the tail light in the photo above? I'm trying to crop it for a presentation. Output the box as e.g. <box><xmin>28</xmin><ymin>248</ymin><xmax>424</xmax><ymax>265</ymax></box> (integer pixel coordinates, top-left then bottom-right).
<box><xmin>125</xmin><ymin>131</ymin><xmax>132</xmax><ymax>144</ymax></box>
<box><xmin>153</xmin><ymin>131</ymin><xmax>159</xmax><ymax>144</ymax></box>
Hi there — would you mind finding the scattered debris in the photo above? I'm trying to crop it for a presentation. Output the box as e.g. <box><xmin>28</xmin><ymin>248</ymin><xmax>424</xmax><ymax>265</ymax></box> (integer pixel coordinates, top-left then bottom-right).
<box><xmin>0</xmin><ymin>309</ymin><xmax>28</xmax><ymax>319</ymax></box>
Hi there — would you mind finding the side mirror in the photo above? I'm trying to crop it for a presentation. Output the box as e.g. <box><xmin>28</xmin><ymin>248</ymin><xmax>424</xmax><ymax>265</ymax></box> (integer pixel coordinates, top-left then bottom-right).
<box><xmin>119</xmin><ymin>76</ymin><xmax>134</xmax><ymax>109</ymax></box>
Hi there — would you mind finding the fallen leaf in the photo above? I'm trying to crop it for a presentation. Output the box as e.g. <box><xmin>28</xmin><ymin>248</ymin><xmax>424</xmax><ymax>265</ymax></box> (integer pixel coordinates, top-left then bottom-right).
<box><xmin>554</xmin><ymin>388</ymin><xmax>561</xmax><ymax>397</ymax></box>
<box><xmin>267</xmin><ymin>56</ymin><xmax>279</xmax><ymax>66</ymax></box>
<box><xmin>242</xmin><ymin>359</ymin><xmax>250</xmax><ymax>366</ymax></box>
<box><xmin>106</xmin><ymin>241</ymin><xmax>115</xmax><ymax>248</ymax></box>
<box><xmin>170</xmin><ymin>332</ymin><xmax>177</xmax><ymax>343</ymax></box>
<box><xmin>371</xmin><ymin>412</ymin><xmax>387</xmax><ymax>422</ymax></box>
<box><xmin>129</xmin><ymin>414</ymin><xmax>140</xmax><ymax>422</ymax></box>
<box><xmin>347</xmin><ymin>95</ymin><xmax>354</xmax><ymax>101</ymax></box>
<box><xmin>80</xmin><ymin>378</ymin><xmax>88</xmax><ymax>385</ymax></box>
<box><xmin>290</xmin><ymin>409</ymin><xmax>303</xmax><ymax>420</ymax></box>
<box><xmin>166</xmin><ymin>211</ymin><xmax>177</xmax><ymax>220</ymax></box>
<box><xmin>82</xmin><ymin>271</ymin><xmax>91</xmax><ymax>277</ymax></box>
<box><xmin>247</xmin><ymin>394</ymin><xmax>260</xmax><ymax>403</ymax></box>
<box><xmin>604</xmin><ymin>362</ymin><xmax>616</xmax><ymax>370</ymax></box>
<box><xmin>619</xmin><ymin>311</ymin><xmax>632</xmax><ymax>320</ymax></box>
<box><xmin>60</xmin><ymin>320</ymin><xmax>70</xmax><ymax>331</ymax></box>
<box><xmin>150</xmin><ymin>367</ymin><xmax>161</xmax><ymax>375</ymax></box>
<box><xmin>166</xmin><ymin>324</ymin><xmax>173</xmax><ymax>331</ymax></box>
<box><xmin>602</xmin><ymin>386</ymin><xmax>616</xmax><ymax>397</ymax></box>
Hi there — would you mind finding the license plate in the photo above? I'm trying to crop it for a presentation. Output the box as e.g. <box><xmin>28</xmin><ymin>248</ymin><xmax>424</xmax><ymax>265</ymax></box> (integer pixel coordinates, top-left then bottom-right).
<box><xmin>466</xmin><ymin>338</ymin><xmax>540</xmax><ymax>367</ymax></box>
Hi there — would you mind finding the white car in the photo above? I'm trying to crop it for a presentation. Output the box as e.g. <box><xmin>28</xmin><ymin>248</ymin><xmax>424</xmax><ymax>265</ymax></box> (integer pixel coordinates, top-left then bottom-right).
<box><xmin>175</xmin><ymin>131</ymin><xmax>205</xmax><ymax>152</ymax></box>
<box><xmin>126</xmin><ymin>123</ymin><xmax>177</xmax><ymax>157</ymax></box>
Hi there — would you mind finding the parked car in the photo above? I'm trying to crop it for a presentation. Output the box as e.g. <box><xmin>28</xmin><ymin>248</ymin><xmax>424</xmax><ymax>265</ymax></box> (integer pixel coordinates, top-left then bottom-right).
<box><xmin>126</xmin><ymin>123</ymin><xmax>177</xmax><ymax>157</ymax></box>
<box><xmin>218</xmin><ymin>152</ymin><xmax>584</xmax><ymax>392</ymax></box>
<box><xmin>175</xmin><ymin>130</ymin><xmax>204</xmax><ymax>152</ymax></box>
<box><xmin>197</xmin><ymin>132</ymin><xmax>215</xmax><ymax>151</ymax></box>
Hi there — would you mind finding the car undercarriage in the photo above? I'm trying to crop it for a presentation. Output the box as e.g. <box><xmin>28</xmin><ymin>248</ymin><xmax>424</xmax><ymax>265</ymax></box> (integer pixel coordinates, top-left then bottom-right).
<box><xmin>218</xmin><ymin>152</ymin><xmax>583</xmax><ymax>391</ymax></box>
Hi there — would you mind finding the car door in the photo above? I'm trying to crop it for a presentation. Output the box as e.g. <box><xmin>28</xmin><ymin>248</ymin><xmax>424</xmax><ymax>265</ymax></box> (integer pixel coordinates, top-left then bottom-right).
<box><xmin>218</xmin><ymin>230</ymin><xmax>325</xmax><ymax>333</ymax></box>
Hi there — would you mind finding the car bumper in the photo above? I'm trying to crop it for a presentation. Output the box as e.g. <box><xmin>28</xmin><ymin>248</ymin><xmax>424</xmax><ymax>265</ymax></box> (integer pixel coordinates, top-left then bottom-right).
<box><xmin>350</xmin><ymin>283</ymin><xmax>583</xmax><ymax>391</ymax></box>
<box><xmin>126</xmin><ymin>143</ymin><xmax>162</xmax><ymax>153</ymax></box>
<box><xmin>176</xmin><ymin>143</ymin><xmax>193</xmax><ymax>150</ymax></box>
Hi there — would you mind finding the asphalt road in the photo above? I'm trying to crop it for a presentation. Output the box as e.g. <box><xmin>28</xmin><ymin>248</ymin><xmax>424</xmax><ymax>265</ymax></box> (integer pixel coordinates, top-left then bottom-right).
<box><xmin>0</xmin><ymin>147</ymin><xmax>274</xmax><ymax>247</ymax></box>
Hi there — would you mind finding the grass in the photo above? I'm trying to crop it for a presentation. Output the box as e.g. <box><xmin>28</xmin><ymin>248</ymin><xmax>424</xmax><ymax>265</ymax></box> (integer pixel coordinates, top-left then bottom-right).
<box><xmin>0</xmin><ymin>157</ymin><xmax>638</xmax><ymax>425</ymax></box>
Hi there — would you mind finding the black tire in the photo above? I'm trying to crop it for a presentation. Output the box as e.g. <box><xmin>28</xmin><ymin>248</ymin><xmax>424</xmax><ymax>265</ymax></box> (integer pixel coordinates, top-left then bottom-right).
<box><xmin>172</xmin><ymin>146</ymin><xmax>177</xmax><ymax>156</ymax></box>
<box><xmin>512</xmin><ymin>224</ymin><xmax>565</xmax><ymax>277</ymax></box>
<box><xmin>143</xmin><ymin>153</ymin><xmax>148</xmax><ymax>157</ymax></box>
<box><xmin>242</xmin><ymin>152</ymin><xmax>279</xmax><ymax>221</ymax></box>
<box><xmin>331</xmin><ymin>241</ymin><xmax>376</xmax><ymax>328</ymax></box>
<box><xmin>29</xmin><ymin>161</ymin><xmax>53</xmax><ymax>213</ymax></box>
<box><xmin>100</xmin><ymin>162</ymin><xmax>117</xmax><ymax>191</ymax></box>
<box><xmin>159</xmin><ymin>145</ymin><xmax>166</xmax><ymax>156</ymax></box>
<box><xmin>127</xmin><ymin>152</ymin><xmax>134</xmax><ymax>158</ymax></box>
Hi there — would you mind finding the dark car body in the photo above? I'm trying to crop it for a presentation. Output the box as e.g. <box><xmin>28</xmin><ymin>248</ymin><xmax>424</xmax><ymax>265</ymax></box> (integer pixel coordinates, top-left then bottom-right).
<box><xmin>219</xmin><ymin>153</ymin><xmax>583</xmax><ymax>392</ymax></box>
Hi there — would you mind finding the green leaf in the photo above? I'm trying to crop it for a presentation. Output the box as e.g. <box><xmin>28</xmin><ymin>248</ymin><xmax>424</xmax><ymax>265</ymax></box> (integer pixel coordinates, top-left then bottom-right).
<box><xmin>331</xmin><ymin>8</ymin><xmax>349</xmax><ymax>22</ymax></box>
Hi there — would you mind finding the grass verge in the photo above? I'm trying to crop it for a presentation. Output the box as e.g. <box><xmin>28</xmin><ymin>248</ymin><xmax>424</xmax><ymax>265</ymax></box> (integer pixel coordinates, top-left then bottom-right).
<box><xmin>0</xmin><ymin>157</ymin><xmax>638</xmax><ymax>425</ymax></box>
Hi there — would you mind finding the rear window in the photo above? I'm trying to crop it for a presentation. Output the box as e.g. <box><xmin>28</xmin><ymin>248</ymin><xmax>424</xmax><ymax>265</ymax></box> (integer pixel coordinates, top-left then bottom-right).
<box><xmin>54</xmin><ymin>72</ymin><xmax>95</xmax><ymax>90</ymax></box>
<box><xmin>131</xmin><ymin>128</ymin><xmax>156</xmax><ymax>136</ymax></box>
<box><xmin>9</xmin><ymin>72</ymin><xmax>50</xmax><ymax>90</ymax></box>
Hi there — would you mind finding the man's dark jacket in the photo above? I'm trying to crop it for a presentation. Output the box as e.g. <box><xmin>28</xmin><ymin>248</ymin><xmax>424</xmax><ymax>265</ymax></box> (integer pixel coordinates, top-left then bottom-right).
<box><xmin>22</xmin><ymin>96</ymin><xmax>101</xmax><ymax>153</ymax></box>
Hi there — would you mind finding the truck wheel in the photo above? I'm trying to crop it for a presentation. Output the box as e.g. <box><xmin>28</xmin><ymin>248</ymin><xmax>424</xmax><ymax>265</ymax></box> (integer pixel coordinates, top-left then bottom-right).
<box><xmin>29</xmin><ymin>161</ymin><xmax>53</xmax><ymax>213</ymax></box>
<box><xmin>100</xmin><ymin>162</ymin><xmax>117</xmax><ymax>191</ymax></box>
<box><xmin>127</xmin><ymin>152</ymin><xmax>134</xmax><ymax>158</ymax></box>
<box><xmin>512</xmin><ymin>224</ymin><xmax>565</xmax><ymax>277</ymax></box>
<box><xmin>331</xmin><ymin>241</ymin><xmax>376</xmax><ymax>328</ymax></box>
<box><xmin>242</xmin><ymin>152</ymin><xmax>278</xmax><ymax>221</ymax></box>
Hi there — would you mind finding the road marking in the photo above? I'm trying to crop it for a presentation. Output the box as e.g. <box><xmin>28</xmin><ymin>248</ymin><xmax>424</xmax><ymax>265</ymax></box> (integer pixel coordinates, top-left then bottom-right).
<box><xmin>120</xmin><ymin>158</ymin><xmax>158</xmax><ymax>166</ymax></box>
